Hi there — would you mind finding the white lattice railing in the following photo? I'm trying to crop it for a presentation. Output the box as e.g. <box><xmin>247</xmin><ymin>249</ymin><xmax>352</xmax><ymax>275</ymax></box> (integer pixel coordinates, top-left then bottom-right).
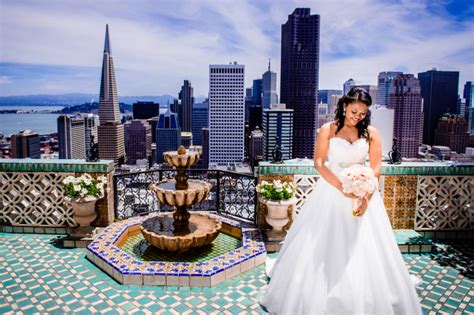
<box><xmin>415</xmin><ymin>176</ymin><xmax>473</xmax><ymax>230</ymax></box>
<box><xmin>0</xmin><ymin>172</ymin><xmax>77</xmax><ymax>227</ymax></box>
<box><xmin>259</xmin><ymin>161</ymin><xmax>473</xmax><ymax>231</ymax></box>
<box><xmin>0</xmin><ymin>159</ymin><xmax>115</xmax><ymax>229</ymax></box>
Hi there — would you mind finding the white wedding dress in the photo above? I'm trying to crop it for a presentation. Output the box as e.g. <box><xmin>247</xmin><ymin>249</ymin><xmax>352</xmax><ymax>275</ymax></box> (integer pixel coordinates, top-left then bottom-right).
<box><xmin>259</xmin><ymin>137</ymin><xmax>422</xmax><ymax>315</ymax></box>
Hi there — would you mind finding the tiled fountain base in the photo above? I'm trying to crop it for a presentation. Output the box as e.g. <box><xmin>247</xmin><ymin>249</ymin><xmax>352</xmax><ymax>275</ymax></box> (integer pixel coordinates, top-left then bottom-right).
<box><xmin>86</xmin><ymin>212</ymin><xmax>266</xmax><ymax>287</ymax></box>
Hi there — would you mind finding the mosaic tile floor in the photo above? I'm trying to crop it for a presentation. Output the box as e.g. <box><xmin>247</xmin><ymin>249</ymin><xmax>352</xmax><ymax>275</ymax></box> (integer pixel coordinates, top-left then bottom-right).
<box><xmin>1</xmin><ymin>233</ymin><xmax>473</xmax><ymax>314</ymax></box>
<box><xmin>120</xmin><ymin>232</ymin><xmax>242</xmax><ymax>263</ymax></box>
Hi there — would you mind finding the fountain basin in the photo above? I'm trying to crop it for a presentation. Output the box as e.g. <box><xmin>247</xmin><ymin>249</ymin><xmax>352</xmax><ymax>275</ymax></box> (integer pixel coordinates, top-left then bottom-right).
<box><xmin>141</xmin><ymin>213</ymin><xmax>222</xmax><ymax>252</ymax></box>
<box><xmin>150</xmin><ymin>180</ymin><xmax>211</xmax><ymax>207</ymax></box>
<box><xmin>163</xmin><ymin>150</ymin><xmax>200</xmax><ymax>168</ymax></box>
<box><xmin>86</xmin><ymin>212</ymin><xmax>266</xmax><ymax>287</ymax></box>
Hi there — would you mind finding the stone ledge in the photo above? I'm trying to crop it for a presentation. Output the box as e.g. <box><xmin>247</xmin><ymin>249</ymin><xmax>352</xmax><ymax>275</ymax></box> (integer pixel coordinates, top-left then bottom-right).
<box><xmin>0</xmin><ymin>225</ymin><xmax>68</xmax><ymax>235</ymax></box>
<box><xmin>0</xmin><ymin>158</ymin><xmax>115</xmax><ymax>173</ymax></box>
<box><xmin>258</xmin><ymin>160</ymin><xmax>474</xmax><ymax>176</ymax></box>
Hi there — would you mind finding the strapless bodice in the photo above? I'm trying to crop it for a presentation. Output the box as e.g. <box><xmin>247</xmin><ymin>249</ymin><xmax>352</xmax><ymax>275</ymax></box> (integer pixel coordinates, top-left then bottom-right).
<box><xmin>327</xmin><ymin>137</ymin><xmax>369</xmax><ymax>176</ymax></box>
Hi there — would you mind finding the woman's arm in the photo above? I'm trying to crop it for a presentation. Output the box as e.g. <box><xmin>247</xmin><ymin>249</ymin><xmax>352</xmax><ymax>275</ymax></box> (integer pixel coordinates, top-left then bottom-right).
<box><xmin>313</xmin><ymin>123</ymin><xmax>345</xmax><ymax>194</ymax></box>
<box><xmin>368</xmin><ymin>126</ymin><xmax>382</xmax><ymax>178</ymax></box>
<box><xmin>360</xmin><ymin>126</ymin><xmax>382</xmax><ymax>205</ymax></box>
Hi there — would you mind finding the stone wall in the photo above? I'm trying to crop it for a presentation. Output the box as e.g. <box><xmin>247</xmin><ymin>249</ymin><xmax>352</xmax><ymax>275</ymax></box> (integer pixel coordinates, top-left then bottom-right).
<box><xmin>257</xmin><ymin>160</ymin><xmax>474</xmax><ymax>231</ymax></box>
<box><xmin>0</xmin><ymin>159</ymin><xmax>115</xmax><ymax>229</ymax></box>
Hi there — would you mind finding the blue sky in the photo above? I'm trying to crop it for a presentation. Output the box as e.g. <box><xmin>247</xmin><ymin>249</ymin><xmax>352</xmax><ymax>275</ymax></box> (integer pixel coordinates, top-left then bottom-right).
<box><xmin>0</xmin><ymin>0</ymin><xmax>473</xmax><ymax>97</ymax></box>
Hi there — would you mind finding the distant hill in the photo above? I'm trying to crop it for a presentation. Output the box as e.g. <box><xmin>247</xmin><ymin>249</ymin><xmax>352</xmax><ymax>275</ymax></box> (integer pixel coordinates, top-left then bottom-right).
<box><xmin>57</xmin><ymin>102</ymin><xmax>132</xmax><ymax>114</ymax></box>
<box><xmin>0</xmin><ymin>94</ymin><xmax>178</xmax><ymax>106</ymax></box>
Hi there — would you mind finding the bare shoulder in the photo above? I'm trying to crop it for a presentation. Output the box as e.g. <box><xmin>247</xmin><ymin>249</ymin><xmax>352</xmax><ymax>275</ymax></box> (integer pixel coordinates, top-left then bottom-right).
<box><xmin>320</xmin><ymin>121</ymin><xmax>336</xmax><ymax>135</ymax></box>
<box><xmin>368</xmin><ymin>126</ymin><xmax>380</xmax><ymax>141</ymax></box>
<box><xmin>316</xmin><ymin>122</ymin><xmax>334</xmax><ymax>143</ymax></box>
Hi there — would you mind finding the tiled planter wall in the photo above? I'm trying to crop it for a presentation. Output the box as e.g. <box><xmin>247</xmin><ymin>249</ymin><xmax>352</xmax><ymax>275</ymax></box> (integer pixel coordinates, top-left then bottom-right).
<box><xmin>0</xmin><ymin>159</ymin><xmax>115</xmax><ymax>230</ymax></box>
<box><xmin>258</xmin><ymin>161</ymin><xmax>474</xmax><ymax>231</ymax></box>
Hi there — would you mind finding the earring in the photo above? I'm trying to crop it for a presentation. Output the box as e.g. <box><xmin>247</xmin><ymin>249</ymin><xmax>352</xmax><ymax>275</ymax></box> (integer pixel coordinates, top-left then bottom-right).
<box><xmin>343</xmin><ymin>110</ymin><xmax>346</xmax><ymax>116</ymax></box>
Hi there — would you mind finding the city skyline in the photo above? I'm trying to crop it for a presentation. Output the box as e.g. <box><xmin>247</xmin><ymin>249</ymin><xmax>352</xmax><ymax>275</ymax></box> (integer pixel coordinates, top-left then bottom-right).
<box><xmin>0</xmin><ymin>0</ymin><xmax>473</xmax><ymax>97</ymax></box>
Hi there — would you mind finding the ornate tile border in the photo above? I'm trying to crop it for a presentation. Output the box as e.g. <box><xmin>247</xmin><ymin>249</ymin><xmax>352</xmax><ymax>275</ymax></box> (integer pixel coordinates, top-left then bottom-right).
<box><xmin>382</xmin><ymin>175</ymin><xmax>418</xmax><ymax>229</ymax></box>
<box><xmin>86</xmin><ymin>212</ymin><xmax>266</xmax><ymax>287</ymax></box>
<box><xmin>0</xmin><ymin>159</ymin><xmax>114</xmax><ymax>173</ymax></box>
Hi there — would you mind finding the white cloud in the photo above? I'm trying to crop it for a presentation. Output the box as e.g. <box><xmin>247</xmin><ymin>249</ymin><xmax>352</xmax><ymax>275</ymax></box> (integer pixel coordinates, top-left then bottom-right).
<box><xmin>0</xmin><ymin>76</ymin><xmax>12</xmax><ymax>84</ymax></box>
<box><xmin>0</xmin><ymin>0</ymin><xmax>472</xmax><ymax>96</ymax></box>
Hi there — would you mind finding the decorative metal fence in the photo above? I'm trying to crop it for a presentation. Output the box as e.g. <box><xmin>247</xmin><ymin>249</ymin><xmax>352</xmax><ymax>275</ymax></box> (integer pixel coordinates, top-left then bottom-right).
<box><xmin>113</xmin><ymin>169</ymin><xmax>258</xmax><ymax>224</ymax></box>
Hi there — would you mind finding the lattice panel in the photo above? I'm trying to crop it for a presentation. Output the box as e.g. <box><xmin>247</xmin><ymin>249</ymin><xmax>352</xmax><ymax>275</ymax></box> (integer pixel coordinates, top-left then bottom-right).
<box><xmin>0</xmin><ymin>172</ymin><xmax>76</xmax><ymax>227</ymax></box>
<box><xmin>218</xmin><ymin>173</ymin><xmax>257</xmax><ymax>223</ymax></box>
<box><xmin>383</xmin><ymin>175</ymin><xmax>418</xmax><ymax>229</ymax></box>
<box><xmin>416</xmin><ymin>176</ymin><xmax>473</xmax><ymax>231</ymax></box>
<box><xmin>294</xmin><ymin>175</ymin><xmax>321</xmax><ymax>214</ymax></box>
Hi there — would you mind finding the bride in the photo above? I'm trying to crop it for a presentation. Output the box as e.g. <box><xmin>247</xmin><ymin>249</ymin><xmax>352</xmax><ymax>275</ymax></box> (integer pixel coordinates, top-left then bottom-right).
<box><xmin>259</xmin><ymin>87</ymin><xmax>422</xmax><ymax>314</ymax></box>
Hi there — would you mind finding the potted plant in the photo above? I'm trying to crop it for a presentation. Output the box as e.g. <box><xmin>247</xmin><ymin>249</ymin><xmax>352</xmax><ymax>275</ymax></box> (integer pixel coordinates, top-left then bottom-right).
<box><xmin>63</xmin><ymin>174</ymin><xmax>107</xmax><ymax>237</ymax></box>
<box><xmin>257</xmin><ymin>180</ymin><xmax>297</xmax><ymax>239</ymax></box>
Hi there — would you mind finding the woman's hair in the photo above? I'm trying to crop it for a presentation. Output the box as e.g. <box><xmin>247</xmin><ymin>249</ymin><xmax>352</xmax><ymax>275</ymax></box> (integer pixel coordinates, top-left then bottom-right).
<box><xmin>334</xmin><ymin>86</ymin><xmax>372</xmax><ymax>139</ymax></box>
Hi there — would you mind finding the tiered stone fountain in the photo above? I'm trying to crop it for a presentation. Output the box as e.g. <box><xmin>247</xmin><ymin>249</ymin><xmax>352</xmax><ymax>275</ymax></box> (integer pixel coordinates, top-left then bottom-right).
<box><xmin>86</xmin><ymin>145</ymin><xmax>266</xmax><ymax>287</ymax></box>
<box><xmin>141</xmin><ymin>146</ymin><xmax>222</xmax><ymax>252</ymax></box>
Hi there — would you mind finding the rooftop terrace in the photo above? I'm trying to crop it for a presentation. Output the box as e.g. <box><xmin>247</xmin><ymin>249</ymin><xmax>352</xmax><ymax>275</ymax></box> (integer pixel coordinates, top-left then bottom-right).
<box><xmin>1</xmin><ymin>233</ymin><xmax>472</xmax><ymax>314</ymax></box>
<box><xmin>0</xmin><ymin>158</ymin><xmax>473</xmax><ymax>313</ymax></box>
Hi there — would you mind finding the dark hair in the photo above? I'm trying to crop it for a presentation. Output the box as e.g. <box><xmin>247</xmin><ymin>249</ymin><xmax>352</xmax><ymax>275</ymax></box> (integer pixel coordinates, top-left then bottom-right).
<box><xmin>334</xmin><ymin>86</ymin><xmax>372</xmax><ymax>139</ymax></box>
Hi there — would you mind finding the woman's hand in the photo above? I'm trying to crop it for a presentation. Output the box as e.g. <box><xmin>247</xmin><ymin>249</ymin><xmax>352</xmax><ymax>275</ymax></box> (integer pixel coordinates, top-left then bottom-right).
<box><xmin>342</xmin><ymin>192</ymin><xmax>358</xmax><ymax>199</ymax></box>
<box><xmin>353</xmin><ymin>198</ymin><xmax>368</xmax><ymax>216</ymax></box>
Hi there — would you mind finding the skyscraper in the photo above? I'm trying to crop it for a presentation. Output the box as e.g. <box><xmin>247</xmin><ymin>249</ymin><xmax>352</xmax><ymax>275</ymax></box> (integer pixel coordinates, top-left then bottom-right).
<box><xmin>147</xmin><ymin>116</ymin><xmax>159</xmax><ymax>143</ymax></box>
<box><xmin>318</xmin><ymin>90</ymin><xmax>342</xmax><ymax>104</ymax></box>
<box><xmin>249</xmin><ymin>127</ymin><xmax>264</xmax><ymax>169</ymax></box>
<box><xmin>192</xmin><ymin>101</ymin><xmax>208</xmax><ymax>146</ymax></box>
<box><xmin>170</xmin><ymin>99</ymin><xmax>180</xmax><ymax>118</ymax></box>
<box><xmin>281</xmin><ymin>8</ymin><xmax>320</xmax><ymax>158</ymax></box>
<box><xmin>124</xmin><ymin>120</ymin><xmax>152</xmax><ymax>165</ymax></box>
<box><xmin>181</xmin><ymin>132</ymin><xmax>193</xmax><ymax>149</ymax></box>
<box><xmin>418</xmin><ymin>69</ymin><xmax>459</xmax><ymax>145</ymax></box>
<box><xmin>317</xmin><ymin>102</ymin><xmax>333</xmax><ymax>129</ymax></box>
<box><xmin>252</xmin><ymin>79</ymin><xmax>262</xmax><ymax>106</ymax></box>
<box><xmin>201</xmin><ymin>128</ymin><xmax>209</xmax><ymax>169</ymax></box>
<box><xmin>343</xmin><ymin>78</ymin><xmax>357</xmax><ymax>95</ymax></box>
<box><xmin>133</xmin><ymin>101</ymin><xmax>160</xmax><ymax>120</ymax></box>
<box><xmin>83</xmin><ymin>113</ymin><xmax>99</xmax><ymax>153</ymax></box>
<box><xmin>11</xmin><ymin>130</ymin><xmax>40</xmax><ymax>159</ymax></box>
<box><xmin>359</xmin><ymin>85</ymin><xmax>378</xmax><ymax>105</ymax></box>
<box><xmin>245</xmin><ymin>87</ymin><xmax>253</xmax><ymax>123</ymax></box>
<box><xmin>178</xmin><ymin>80</ymin><xmax>194</xmax><ymax>132</ymax></box>
<box><xmin>262</xmin><ymin>59</ymin><xmax>278</xmax><ymax>109</ymax></box>
<box><xmin>97</xmin><ymin>24</ymin><xmax>125</xmax><ymax>164</ymax></box>
<box><xmin>208</xmin><ymin>63</ymin><xmax>245</xmax><ymax>165</ymax></box>
<box><xmin>463</xmin><ymin>82</ymin><xmax>474</xmax><ymax>134</ymax></box>
<box><xmin>457</xmin><ymin>97</ymin><xmax>466</xmax><ymax>117</ymax></box>
<box><xmin>377</xmin><ymin>72</ymin><xmax>403</xmax><ymax>107</ymax></box>
<box><xmin>464</xmin><ymin>81</ymin><xmax>473</xmax><ymax>110</ymax></box>
<box><xmin>370</xmin><ymin>105</ymin><xmax>394</xmax><ymax>156</ymax></box>
<box><xmin>57</xmin><ymin>114</ymin><xmax>86</xmax><ymax>159</ymax></box>
<box><xmin>262</xmin><ymin>104</ymin><xmax>294</xmax><ymax>161</ymax></box>
<box><xmin>434</xmin><ymin>114</ymin><xmax>469</xmax><ymax>153</ymax></box>
<box><xmin>388</xmin><ymin>74</ymin><xmax>423</xmax><ymax>158</ymax></box>
<box><xmin>156</xmin><ymin>108</ymin><xmax>181</xmax><ymax>164</ymax></box>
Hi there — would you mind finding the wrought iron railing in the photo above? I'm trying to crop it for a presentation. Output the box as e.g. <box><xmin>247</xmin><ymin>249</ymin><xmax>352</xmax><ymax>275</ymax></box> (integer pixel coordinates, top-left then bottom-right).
<box><xmin>113</xmin><ymin>169</ymin><xmax>258</xmax><ymax>224</ymax></box>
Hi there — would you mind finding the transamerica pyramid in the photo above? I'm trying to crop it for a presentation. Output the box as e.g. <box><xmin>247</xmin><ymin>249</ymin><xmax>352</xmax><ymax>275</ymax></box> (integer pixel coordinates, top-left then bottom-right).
<box><xmin>97</xmin><ymin>24</ymin><xmax>125</xmax><ymax>165</ymax></box>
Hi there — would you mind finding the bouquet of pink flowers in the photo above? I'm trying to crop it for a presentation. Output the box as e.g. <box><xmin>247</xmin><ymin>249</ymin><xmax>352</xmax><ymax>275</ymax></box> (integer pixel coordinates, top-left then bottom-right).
<box><xmin>340</xmin><ymin>164</ymin><xmax>377</xmax><ymax>216</ymax></box>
